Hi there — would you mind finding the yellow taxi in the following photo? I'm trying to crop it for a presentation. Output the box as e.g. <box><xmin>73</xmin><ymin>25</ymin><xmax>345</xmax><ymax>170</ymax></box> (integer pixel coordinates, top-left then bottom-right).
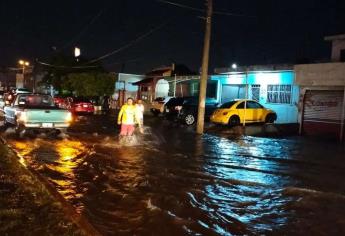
<box><xmin>210</xmin><ymin>99</ymin><xmax>277</xmax><ymax>126</ymax></box>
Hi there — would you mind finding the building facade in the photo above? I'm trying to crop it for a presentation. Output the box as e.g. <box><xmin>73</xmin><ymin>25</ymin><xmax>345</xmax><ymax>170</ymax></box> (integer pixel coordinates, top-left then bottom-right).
<box><xmin>295</xmin><ymin>62</ymin><xmax>345</xmax><ymax>141</ymax></box>
<box><xmin>211</xmin><ymin>66</ymin><xmax>299</xmax><ymax>124</ymax></box>
<box><xmin>113</xmin><ymin>73</ymin><xmax>145</xmax><ymax>106</ymax></box>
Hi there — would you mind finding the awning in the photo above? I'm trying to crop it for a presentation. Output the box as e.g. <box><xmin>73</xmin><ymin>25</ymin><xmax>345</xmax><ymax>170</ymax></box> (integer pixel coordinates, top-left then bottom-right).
<box><xmin>132</xmin><ymin>77</ymin><xmax>154</xmax><ymax>85</ymax></box>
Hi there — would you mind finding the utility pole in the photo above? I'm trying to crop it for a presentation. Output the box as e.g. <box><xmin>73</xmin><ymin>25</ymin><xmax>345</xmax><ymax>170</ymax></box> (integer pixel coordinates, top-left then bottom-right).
<box><xmin>196</xmin><ymin>0</ymin><xmax>213</xmax><ymax>134</ymax></box>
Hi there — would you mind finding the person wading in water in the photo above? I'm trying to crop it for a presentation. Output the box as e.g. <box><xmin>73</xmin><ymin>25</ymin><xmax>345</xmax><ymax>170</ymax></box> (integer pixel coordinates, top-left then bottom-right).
<box><xmin>117</xmin><ymin>98</ymin><xmax>137</xmax><ymax>140</ymax></box>
<box><xmin>135</xmin><ymin>99</ymin><xmax>145</xmax><ymax>134</ymax></box>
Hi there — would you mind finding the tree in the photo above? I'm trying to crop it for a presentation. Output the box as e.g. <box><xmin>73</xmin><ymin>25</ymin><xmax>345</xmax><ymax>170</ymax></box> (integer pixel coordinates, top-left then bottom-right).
<box><xmin>63</xmin><ymin>72</ymin><xmax>115</xmax><ymax>97</ymax></box>
<box><xmin>40</xmin><ymin>53</ymin><xmax>104</xmax><ymax>93</ymax></box>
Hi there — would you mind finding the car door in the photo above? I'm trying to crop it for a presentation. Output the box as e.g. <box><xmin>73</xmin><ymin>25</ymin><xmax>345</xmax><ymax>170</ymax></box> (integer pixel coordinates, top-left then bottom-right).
<box><xmin>246</xmin><ymin>101</ymin><xmax>265</xmax><ymax>122</ymax></box>
<box><xmin>236</xmin><ymin>101</ymin><xmax>253</xmax><ymax>123</ymax></box>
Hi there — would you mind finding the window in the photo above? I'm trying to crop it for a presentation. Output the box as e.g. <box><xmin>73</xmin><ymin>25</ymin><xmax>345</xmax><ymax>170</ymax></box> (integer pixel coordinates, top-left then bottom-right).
<box><xmin>251</xmin><ymin>85</ymin><xmax>260</xmax><ymax>101</ymax></box>
<box><xmin>236</xmin><ymin>102</ymin><xmax>245</xmax><ymax>109</ymax></box>
<box><xmin>220</xmin><ymin>101</ymin><xmax>237</xmax><ymax>109</ymax></box>
<box><xmin>206</xmin><ymin>81</ymin><xmax>218</xmax><ymax>99</ymax></box>
<box><xmin>267</xmin><ymin>85</ymin><xmax>292</xmax><ymax>104</ymax></box>
<box><xmin>247</xmin><ymin>101</ymin><xmax>263</xmax><ymax>109</ymax></box>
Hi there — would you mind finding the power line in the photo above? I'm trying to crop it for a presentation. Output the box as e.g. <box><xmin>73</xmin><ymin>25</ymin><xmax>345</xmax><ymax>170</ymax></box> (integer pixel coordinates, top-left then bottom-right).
<box><xmin>86</xmin><ymin>22</ymin><xmax>167</xmax><ymax>64</ymax></box>
<box><xmin>156</xmin><ymin>0</ymin><xmax>254</xmax><ymax>18</ymax></box>
<box><xmin>59</xmin><ymin>8</ymin><xmax>106</xmax><ymax>50</ymax></box>
<box><xmin>156</xmin><ymin>0</ymin><xmax>205</xmax><ymax>13</ymax></box>
<box><xmin>36</xmin><ymin>60</ymin><xmax>100</xmax><ymax>69</ymax></box>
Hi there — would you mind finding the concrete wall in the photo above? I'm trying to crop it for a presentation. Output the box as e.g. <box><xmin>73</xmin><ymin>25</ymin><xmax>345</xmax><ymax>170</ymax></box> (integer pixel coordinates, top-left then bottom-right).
<box><xmin>294</xmin><ymin>63</ymin><xmax>345</xmax><ymax>86</ymax></box>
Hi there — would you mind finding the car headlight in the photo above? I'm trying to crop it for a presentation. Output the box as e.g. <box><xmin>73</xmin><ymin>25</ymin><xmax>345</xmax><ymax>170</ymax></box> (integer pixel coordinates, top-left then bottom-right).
<box><xmin>65</xmin><ymin>112</ymin><xmax>73</xmax><ymax>122</ymax></box>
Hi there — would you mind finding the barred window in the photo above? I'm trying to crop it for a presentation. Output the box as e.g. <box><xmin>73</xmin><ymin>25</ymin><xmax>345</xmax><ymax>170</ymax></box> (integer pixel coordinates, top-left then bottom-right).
<box><xmin>267</xmin><ymin>85</ymin><xmax>292</xmax><ymax>104</ymax></box>
<box><xmin>251</xmin><ymin>84</ymin><xmax>260</xmax><ymax>101</ymax></box>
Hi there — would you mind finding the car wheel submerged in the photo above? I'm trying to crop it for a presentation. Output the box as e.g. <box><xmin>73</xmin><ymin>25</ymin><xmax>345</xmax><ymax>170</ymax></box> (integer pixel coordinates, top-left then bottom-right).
<box><xmin>184</xmin><ymin>114</ymin><xmax>195</xmax><ymax>125</ymax></box>
<box><xmin>228</xmin><ymin>115</ymin><xmax>240</xmax><ymax>127</ymax></box>
<box><xmin>265</xmin><ymin>113</ymin><xmax>276</xmax><ymax>123</ymax></box>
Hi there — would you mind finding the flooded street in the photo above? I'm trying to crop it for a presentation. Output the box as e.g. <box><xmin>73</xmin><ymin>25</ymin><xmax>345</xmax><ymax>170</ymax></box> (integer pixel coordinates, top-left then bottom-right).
<box><xmin>2</xmin><ymin>115</ymin><xmax>345</xmax><ymax>235</ymax></box>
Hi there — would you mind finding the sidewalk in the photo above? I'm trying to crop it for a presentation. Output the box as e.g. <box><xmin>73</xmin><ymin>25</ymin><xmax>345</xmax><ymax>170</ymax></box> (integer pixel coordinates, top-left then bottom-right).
<box><xmin>0</xmin><ymin>144</ymin><xmax>85</xmax><ymax>235</ymax></box>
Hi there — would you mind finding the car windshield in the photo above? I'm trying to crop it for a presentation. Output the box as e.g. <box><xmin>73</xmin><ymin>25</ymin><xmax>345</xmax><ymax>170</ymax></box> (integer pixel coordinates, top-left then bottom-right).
<box><xmin>17</xmin><ymin>95</ymin><xmax>55</xmax><ymax>107</ymax></box>
<box><xmin>17</xmin><ymin>88</ymin><xmax>30</xmax><ymax>92</ymax></box>
<box><xmin>220</xmin><ymin>101</ymin><xmax>238</xmax><ymax>109</ymax></box>
<box><xmin>183</xmin><ymin>97</ymin><xmax>198</xmax><ymax>105</ymax></box>
<box><xmin>166</xmin><ymin>97</ymin><xmax>184</xmax><ymax>106</ymax></box>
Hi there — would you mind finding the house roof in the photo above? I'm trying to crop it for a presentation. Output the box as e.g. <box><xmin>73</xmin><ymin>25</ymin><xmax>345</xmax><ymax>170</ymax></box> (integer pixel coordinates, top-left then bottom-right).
<box><xmin>132</xmin><ymin>77</ymin><xmax>154</xmax><ymax>85</ymax></box>
<box><xmin>324</xmin><ymin>34</ymin><xmax>345</xmax><ymax>41</ymax></box>
<box><xmin>214</xmin><ymin>64</ymin><xmax>294</xmax><ymax>74</ymax></box>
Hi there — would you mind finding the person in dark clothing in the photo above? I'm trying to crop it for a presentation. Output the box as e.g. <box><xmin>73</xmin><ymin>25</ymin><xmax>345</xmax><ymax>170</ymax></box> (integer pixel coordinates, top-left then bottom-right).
<box><xmin>102</xmin><ymin>95</ymin><xmax>110</xmax><ymax>114</ymax></box>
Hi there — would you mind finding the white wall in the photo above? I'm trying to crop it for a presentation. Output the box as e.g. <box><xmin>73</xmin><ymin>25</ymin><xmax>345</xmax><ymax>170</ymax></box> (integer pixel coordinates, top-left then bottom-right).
<box><xmin>295</xmin><ymin>63</ymin><xmax>345</xmax><ymax>86</ymax></box>
<box><xmin>155</xmin><ymin>79</ymin><xmax>169</xmax><ymax>98</ymax></box>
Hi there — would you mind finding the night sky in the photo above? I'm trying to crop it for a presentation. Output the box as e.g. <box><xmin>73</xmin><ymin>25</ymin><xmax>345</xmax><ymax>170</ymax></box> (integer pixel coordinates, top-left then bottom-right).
<box><xmin>0</xmin><ymin>0</ymin><xmax>344</xmax><ymax>74</ymax></box>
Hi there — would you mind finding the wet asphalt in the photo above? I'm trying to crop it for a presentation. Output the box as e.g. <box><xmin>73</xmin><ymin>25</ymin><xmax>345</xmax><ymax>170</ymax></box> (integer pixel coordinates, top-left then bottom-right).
<box><xmin>2</xmin><ymin>114</ymin><xmax>345</xmax><ymax>235</ymax></box>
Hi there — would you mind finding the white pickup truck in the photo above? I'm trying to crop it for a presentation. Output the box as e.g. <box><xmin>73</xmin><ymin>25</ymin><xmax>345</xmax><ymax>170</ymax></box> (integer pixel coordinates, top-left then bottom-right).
<box><xmin>4</xmin><ymin>94</ymin><xmax>73</xmax><ymax>135</ymax></box>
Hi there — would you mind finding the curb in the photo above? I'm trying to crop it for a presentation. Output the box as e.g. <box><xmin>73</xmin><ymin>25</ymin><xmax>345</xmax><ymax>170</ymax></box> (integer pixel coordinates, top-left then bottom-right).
<box><xmin>0</xmin><ymin>136</ymin><xmax>102</xmax><ymax>236</ymax></box>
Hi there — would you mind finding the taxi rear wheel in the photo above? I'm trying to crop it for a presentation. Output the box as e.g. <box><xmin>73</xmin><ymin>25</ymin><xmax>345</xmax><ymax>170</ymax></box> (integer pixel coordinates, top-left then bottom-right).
<box><xmin>228</xmin><ymin>115</ymin><xmax>240</xmax><ymax>127</ymax></box>
<box><xmin>265</xmin><ymin>113</ymin><xmax>276</xmax><ymax>123</ymax></box>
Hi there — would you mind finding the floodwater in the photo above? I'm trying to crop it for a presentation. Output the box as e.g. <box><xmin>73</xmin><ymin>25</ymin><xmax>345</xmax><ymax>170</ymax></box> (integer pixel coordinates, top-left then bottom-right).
<box><xmin>3</xmin><ymin>115</ymin><xmax>345</xmax><ymax>235</ymax></box>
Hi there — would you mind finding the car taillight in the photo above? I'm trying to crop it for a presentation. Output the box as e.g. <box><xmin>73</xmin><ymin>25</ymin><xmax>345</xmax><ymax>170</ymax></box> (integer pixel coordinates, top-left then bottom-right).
<box><xmin>65</xmin><ymin>112</ymin><xmax>73</xmax><ymax>122</ymax></box>
<box><xmin>223</xmin><ymin>112</ymin><xmax>228</xmax><ymax>115</ymax></box>
<box><xmin>18</xmin><ymin>112</ymin><xmax>27</xmax><ymax>123</ymax></box>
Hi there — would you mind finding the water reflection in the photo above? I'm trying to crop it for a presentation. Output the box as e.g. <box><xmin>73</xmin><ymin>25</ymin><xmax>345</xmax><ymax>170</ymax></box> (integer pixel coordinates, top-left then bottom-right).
<box><xmin>5</xmin><ymin>129</ymin><xmax>345</xmax><ymax>235</ymax></box>
<box><xmin>8</xmin><ymin>138</ymin><xmax>88</xmax><ymax>206</ymax></box>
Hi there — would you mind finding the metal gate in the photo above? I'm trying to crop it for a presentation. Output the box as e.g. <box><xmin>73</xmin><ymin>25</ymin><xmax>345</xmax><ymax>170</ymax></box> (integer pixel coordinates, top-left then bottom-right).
<box><xmin>302</xmin><ymin>90</ymin><xmax>344</xmax><ymax>139</ymax></box>
<box><xmin>221</xmin><ymin>85</ymin><xmax>246</xmax><ymax>103</ymax></box>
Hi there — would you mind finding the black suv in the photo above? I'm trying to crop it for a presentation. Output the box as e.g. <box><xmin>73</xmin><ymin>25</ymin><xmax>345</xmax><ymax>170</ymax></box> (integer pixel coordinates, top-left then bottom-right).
<box><xmin>165</xmin><ymin>96</ymin><xmax>219</xmax><ymax>125</ymax></box>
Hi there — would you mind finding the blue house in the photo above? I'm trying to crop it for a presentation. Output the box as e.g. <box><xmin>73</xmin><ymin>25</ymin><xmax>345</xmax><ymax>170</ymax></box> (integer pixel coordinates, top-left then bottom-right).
<box><xmin>211</xmin><ymin>65</ymin><xmax>299</xmax><ymax>124</ymax></box>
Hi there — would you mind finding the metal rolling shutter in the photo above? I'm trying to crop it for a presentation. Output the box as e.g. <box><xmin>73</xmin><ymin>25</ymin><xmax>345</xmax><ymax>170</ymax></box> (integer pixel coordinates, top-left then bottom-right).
<box><xmin>303</xmin><ymin>90</ymin><xmax>344</xmax><ymax>138</ymax></box>
<box><xmin>221</xmin><ymin>85</ymin><xmax>246</xmax><ymax>103</ymax></box>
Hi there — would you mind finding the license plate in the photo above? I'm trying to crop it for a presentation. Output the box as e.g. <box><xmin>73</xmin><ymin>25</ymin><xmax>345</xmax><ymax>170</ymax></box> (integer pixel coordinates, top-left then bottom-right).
<box><xmin>42</xmin><ymin>123</ymin><xmax>53</xmax><ymax>128</ymax></box>
<box><xmin>83</xmin><ymin>104</ymin><xmax>88</xmax><ymax>108</ymax></box>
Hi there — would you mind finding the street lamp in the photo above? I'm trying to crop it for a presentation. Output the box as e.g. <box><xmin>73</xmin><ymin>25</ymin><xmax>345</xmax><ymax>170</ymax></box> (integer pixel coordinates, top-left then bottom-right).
<box><xmin>18</xmin><ymin>59</ymin><xmax>30</xmax><ymax>89</ymax></box>
<box><xmin>231</xmin><ymin>63</ymin><xmax>237</xmax><ymax>70</ymax></box>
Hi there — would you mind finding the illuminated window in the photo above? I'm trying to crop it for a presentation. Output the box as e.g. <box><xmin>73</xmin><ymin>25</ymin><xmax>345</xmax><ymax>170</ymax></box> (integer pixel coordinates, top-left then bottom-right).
<box><xmin>267</xmin><ymin>85</ymin><xmax>292</xmax><ymax>104</ymax></box>
<box><xmin>251</xmin><ymin>84</ymin><xmax>260</xmax><ymax>101</ymax></box>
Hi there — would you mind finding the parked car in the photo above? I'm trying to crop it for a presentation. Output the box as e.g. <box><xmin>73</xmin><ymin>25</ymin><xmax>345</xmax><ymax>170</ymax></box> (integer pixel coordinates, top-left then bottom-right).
<box><xmin>165</xmin><ymin>96</ymin><xmax>219</xmax><ymax>125</ymax></box>
<box><xmin>210</xmin><ymin>99</ymin><xmax>277</xmax><ymax>126</ymax></box>
<box><xmin>15</xmin><ymin>88</ymin><xmax>31</xmax><ymax>94</ymax></box>
<box><xmin>3</xmin><ymin>94</ymin><xmax>73</xmax><ymax>134</ymax></box>
<box><xmin>53</xmin><ymin>96</ymin><xmax>67</xmax><ymax>108</ymax></box>
<box><xmin>150</xmin><ymin>96</ymin><xmax>173</xmax><ymax>116</ymax></box>
<box><xmin>67</xmin><ymin>97</ymin><xmax>95</xmax><ymax>115</ymax></box>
